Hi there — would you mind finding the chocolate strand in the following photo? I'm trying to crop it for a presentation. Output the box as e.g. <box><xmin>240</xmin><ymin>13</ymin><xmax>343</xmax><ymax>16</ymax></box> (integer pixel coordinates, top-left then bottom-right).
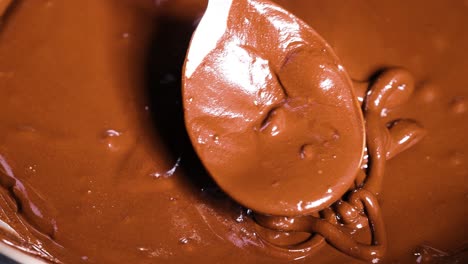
<box><xmin>254</xmin><ymin>68</ymin><xmax>425</xmax><ymax>261</ymax></box>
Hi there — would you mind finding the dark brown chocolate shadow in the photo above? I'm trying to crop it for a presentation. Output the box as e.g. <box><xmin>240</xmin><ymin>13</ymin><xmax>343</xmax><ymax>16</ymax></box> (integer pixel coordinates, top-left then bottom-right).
<box><xmin>144</xmin><ymin>15</ymin><xmax>227</xmax><ymax>200</ymax></box>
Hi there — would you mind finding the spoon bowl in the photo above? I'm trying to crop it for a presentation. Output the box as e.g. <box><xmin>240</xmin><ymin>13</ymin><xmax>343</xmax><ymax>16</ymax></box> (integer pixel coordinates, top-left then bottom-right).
<box><xmin>182</xmin><ymin>0</ymin><xmax>365</xmax><ymax>216</ymax></box>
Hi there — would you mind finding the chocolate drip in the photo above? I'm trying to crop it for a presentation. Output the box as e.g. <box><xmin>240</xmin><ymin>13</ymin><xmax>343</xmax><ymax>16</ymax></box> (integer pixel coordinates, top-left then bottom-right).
<box><xmin>253</xmin><ymin>68</ymin><xmax>425</xmax><ymax>261</ymax></box>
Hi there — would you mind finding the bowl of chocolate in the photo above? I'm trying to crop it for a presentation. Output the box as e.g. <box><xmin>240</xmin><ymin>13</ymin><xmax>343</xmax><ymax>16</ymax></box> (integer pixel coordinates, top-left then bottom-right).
<box><xmin>0</xmin><ymin>0</ymin><xmax>466</xmax><ymax>263</ymax></box>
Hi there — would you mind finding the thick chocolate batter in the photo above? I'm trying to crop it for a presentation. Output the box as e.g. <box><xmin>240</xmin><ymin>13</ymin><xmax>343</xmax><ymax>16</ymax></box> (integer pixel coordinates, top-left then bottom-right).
<box><xmin>0</xmin><ymin>0</ymin><xmax>466</xmax><ymax>263</ymax></box>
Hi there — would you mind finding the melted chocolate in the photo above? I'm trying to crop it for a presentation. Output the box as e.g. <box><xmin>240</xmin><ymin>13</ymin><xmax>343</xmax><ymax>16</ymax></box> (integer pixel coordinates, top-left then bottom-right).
<box><xmin>0</xmin><ymin>0</ymin><xmax>12</xmax><ymax>17</ymax></box>
<box><xmin>0</xmin><ymin>0</ymin><xmax>466</xmax><ymax>263</ymax></box>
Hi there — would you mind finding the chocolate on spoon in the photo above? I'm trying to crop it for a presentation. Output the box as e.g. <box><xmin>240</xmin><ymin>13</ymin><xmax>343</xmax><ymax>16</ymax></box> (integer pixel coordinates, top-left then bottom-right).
<box><xmin>182</xmin><ymin>0</ymin><xmax>365</xmax><ymax>217</ymax></box>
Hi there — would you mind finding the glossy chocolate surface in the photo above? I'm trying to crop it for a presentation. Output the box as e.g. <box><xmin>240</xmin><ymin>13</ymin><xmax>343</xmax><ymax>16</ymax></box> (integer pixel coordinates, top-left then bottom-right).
<box><xmin>0</xmin><ymin>0</ymin><xmax>467</xmax><ymax>263</ymax></box>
